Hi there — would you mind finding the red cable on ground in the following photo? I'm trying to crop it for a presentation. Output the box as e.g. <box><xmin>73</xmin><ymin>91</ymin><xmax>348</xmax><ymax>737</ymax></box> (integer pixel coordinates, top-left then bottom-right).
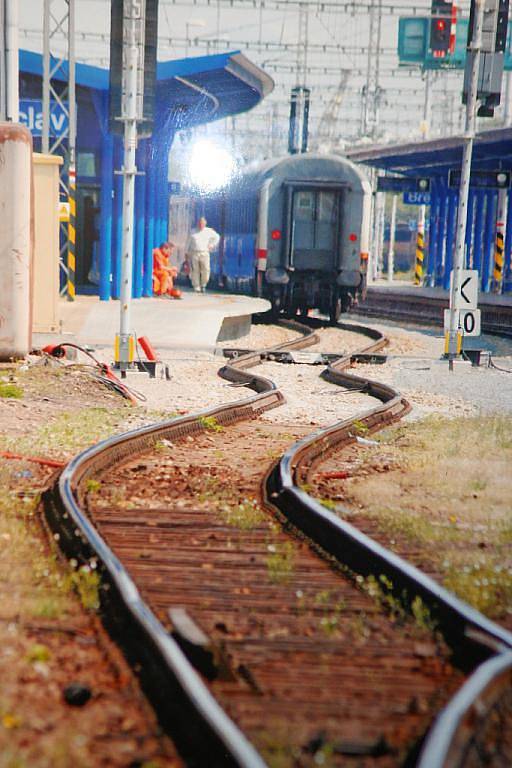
<box><xmin>1</xmin><ymin>451</ymin><xmax>66</xmax><ymax>468</ymax></box>
<box><xmin>42</xmin><ymin>343</ymin><xmax>141</xmax><ymax>405</ymax></box>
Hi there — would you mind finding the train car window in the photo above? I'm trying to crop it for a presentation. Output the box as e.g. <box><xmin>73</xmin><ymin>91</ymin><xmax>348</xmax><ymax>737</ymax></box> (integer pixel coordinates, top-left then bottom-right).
<box><xmin>297</xmin><ymin>192</ymin><xmax>313</xmax><ymax>211</ymax></box>
<box><xmin>315</xmin><ymin>191</ymin><xmax>337</xmax><ymax>251</ymax></box>
<box><xmin>292</xmin><ymin>191</ymin><xmax>315</xmax><ymax>249</ymax></box>
<box><xmin>317</xmin><ymin>192</ymin><xmax>336</xmax><ymax>223</ymax></box>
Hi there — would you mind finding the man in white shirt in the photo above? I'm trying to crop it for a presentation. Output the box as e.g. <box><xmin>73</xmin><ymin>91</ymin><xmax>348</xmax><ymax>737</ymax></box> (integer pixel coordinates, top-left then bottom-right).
<box><xmin>185</xmin><ymin>217</ymin><xmax>220</xmax><ymax>293</ymax></box>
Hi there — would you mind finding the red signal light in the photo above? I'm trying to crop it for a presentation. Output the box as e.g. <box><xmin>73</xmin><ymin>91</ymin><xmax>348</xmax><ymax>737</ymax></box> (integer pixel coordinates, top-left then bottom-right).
<box><xmin>349</xmin><ymin>233</ymin><xmax>358</xmax><ymax>242</ymax></box>
<box><xmin>436</xmin><ymin>19</ymin><xmax>446</xmax><ymax>31</ymax></box>
<box><xmin>271</xmin><ymin>229</ymin><xmax>282</xmax><ymax>240</ymax></box>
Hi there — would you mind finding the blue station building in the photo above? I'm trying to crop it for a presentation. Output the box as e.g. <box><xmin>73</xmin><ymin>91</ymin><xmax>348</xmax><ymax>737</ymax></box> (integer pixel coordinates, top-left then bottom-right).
<box><xmin>348</xmin><ymin>129</ymin><xmax>512</xmax><ymax>294</ymax></box>
<box><xmin>19</xmin><ymin>48</ymin><xmax>273</xmax><ymax>300</ymax></box>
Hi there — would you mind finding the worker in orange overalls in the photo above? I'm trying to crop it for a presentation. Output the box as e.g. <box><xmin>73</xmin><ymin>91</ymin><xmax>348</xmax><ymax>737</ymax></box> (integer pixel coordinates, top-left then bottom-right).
<box><xmin>152</xmin><ymin>242</ymin><xmax>182</xmax><ymax>299</ymax></box>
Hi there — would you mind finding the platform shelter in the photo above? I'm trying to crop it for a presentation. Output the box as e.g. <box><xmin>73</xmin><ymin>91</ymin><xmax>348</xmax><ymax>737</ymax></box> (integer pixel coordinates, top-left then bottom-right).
<box><xmin>347</xmin><ymin>129</ymin><xmax>512</xmax><ymax>294</ymax></box>
<box><xmin>19</xmin><ymin>49</ymin><xmax>273</xmax><ymax>300</ymax></box>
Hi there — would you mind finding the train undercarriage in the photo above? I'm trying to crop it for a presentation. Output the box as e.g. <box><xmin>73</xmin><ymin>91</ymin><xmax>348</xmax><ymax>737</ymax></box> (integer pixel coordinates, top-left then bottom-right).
<box><xmin>266</xmin><ymin>271</ymin><xmax>357</xmax><ymax>325</ymax></box>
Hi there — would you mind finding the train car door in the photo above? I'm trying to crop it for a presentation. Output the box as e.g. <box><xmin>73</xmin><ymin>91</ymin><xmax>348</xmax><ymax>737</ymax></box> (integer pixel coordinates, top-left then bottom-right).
<box><xmin>289</xmin><ymin>188</ymin><xmax>340</xmax><ymax>271</ymax></box>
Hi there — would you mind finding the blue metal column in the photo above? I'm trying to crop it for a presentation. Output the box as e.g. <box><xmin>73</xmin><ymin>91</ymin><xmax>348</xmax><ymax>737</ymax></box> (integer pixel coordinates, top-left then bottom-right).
<box><xmin>482</xmin><ymin>192</ymin><xmax>497</xmax><ymax>293</ymax></box>
<box><xmin>504</xmin><ymin>188</ymin><xmax>512</xmax><ymax>292</ymax></box>
<box><xmin>472</xmin><ymin>192</ymin><xmax>485</xmax><ymax>276</ymax></box>
<box><xmin>426</xmin><ymin>189</ymin><xmax>438</xmax><ymax>286</ymax></box>
<box><xmin>143</xmin><ymin>143</ymin><xmax>156</xmax><ymax>296</ymax></box>
<box><xmin>443</xmin><ymin>192</ymin><xmax>457</xmax><ymax>289</ymax></box>
<box><xmin>434</xmin><ymin>186</ymin><xmax>447</xmax><ymax>286</ymax></box>
<box><xmin>156</xmin><ymin>138</ymin><xmax>169</xmax><ymax>245</ymax></box>
<box><xmin>99</xmin><ymin>132</ymin><xmax>114</xmax><ymax>301</ymax></box>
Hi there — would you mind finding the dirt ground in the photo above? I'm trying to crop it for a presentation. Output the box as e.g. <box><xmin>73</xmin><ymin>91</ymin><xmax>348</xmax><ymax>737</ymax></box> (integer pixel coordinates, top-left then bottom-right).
<box><xmin>310</xmin><ymin>415</ymin><xmax>512</xmax><ymax>627</ymax></box>
<box><xmin>0</xmin><ymin>359</ymin><xmax>181</xmax><ymax>767</ymax></box>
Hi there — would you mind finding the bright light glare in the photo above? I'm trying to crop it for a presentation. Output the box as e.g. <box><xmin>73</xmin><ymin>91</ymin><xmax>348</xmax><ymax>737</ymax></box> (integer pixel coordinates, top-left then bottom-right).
<box><xmin>188</xmin><ymin>139</ymin><xmax>236</xmax><ymax>192</ymax></box>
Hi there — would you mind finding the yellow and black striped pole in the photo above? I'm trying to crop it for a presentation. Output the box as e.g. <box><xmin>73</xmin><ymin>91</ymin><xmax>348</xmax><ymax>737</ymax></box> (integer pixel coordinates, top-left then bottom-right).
<box><xmin>493</xmin><ymin>229</ymin><xmax>505</xmax><ymax>290</ymax></box>
<box><xmin>414</xmin><ymin>205</ymin><xmax>425</xmax><ymax>285</ymax></box>
<box><xmin>67</xmin><ymin>163</ymin><xmax>76</xmax><ymax>301</ymax></box>
<box><xmin>492</xmin><ymin>189</ymin><xmax>507</xmax><ymax>294</ymax></box>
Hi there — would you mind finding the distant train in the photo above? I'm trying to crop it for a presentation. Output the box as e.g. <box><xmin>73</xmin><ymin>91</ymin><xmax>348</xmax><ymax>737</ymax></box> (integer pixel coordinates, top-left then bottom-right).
<box><xmin>174</xmin><ymin>154</ymin><xmax>372</xmax><ymax>323</ymax></box>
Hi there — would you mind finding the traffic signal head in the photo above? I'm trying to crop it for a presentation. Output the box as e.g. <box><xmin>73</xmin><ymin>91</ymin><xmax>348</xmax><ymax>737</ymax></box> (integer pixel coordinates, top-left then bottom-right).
<box><xmin>430</xmin><ymin>0</ymin><xmax>455</xmax><ymax>58</ymax></box>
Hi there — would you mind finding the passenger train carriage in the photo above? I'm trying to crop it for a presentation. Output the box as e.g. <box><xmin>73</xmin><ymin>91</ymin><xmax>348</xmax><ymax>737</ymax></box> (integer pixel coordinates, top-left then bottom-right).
<box><xmin>181</xmin><ymin>153</ymin><xmax>372</xmax><ymax>323</ymax></box>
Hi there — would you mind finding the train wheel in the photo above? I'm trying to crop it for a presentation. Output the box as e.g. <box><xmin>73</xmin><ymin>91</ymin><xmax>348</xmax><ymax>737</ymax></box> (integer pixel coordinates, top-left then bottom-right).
<box><xmin>271</xmin><ymin>295</ymin><xmax>281</xmax><ymax>320</ymax></box>
<box><xmin>329</xmin><ymin>296</ymin><xmax>342</xmax><ymax>325</ymax></box>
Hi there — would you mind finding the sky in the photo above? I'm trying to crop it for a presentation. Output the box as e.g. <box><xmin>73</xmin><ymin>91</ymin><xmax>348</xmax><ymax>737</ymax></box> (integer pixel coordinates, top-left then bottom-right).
<box><xmin>18</xmin><ymin>0</ymin><xmax>498</xmax><ymax>162</ymax></box>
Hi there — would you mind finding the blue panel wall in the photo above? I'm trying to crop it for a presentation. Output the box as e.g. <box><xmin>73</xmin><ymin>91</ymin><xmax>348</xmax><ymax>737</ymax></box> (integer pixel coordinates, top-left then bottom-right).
<box><xmin>472</xmin><ymin>193</ymin><xmax>485</xmax><ymax>276</ymax></box>
<box><xmin>429</xmin><ymin>184</ymin><xmax>506</xmax><ymax>295</ymax></box>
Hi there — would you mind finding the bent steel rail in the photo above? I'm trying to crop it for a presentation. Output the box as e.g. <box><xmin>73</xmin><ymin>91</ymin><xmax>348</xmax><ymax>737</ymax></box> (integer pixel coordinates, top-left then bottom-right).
<box><xmin>43</xmin><ymin>323</ymin><xmax>318</xmax><ymax>768</ymax></box>
<box><xmin>43</xmin><ymin>317</ymin><xmax>512</xmax><ymax>766</ymax></box>
<box><xmin>419</xmin><ymin>652</ymin><xmax>512</xmax><ymax>767</ymax></box>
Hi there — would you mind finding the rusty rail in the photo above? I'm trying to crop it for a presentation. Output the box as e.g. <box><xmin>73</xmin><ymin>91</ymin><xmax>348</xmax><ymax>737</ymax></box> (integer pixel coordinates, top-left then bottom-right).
<box><xmin>43</xmin><ymin>318</ymin><xmax>512</xmax><ymax>767</ymax></box>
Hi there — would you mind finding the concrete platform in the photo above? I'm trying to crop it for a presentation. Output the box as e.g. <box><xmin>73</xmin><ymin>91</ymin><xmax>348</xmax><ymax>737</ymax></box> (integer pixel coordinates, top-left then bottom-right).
<box><xmin>366</xmin><ymin>280</ymin><xmax>512</xmax><ymax>307</ymax></box>
<box><xmin>32</xmin><ymin>289</ymin><xmax>270</xmax><ymax>351</ymax></box>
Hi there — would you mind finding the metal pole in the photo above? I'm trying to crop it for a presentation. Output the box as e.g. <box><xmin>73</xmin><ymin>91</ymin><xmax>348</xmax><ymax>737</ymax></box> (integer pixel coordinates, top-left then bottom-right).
<box><xmin>417</xmin><ymin>70</ymin><xmax>432</xmax><ymax>281</ymax></box>
<box><xmin>378</xmin><ymin>192</ymin><xmax>385</xmax><ymax>277</ymax></box>
<box><xmin>414</xmin><ymin>204</ymin><xmax>426</xmax><ymax>284</ymax></box>
<box><xmin>504</xmin><ymin>70</ymin><xmax>512</xmax><ymax>126</ymax></box>
<box><xmin>447</xmin><ymin>0</ymin><xmax>485</xmax><ymax>368</ymax></box>
<box><xmin>42</xmin><ymin>0</ymin><xmax>50</xmax><ymax>153</ymax></box>
<box><xmin>492</xmin><ymin>187</ymin><xmax>508</xmax><ymax>292</ymax></box>
<box><xmin>118</xmin><ymin>0</ymin><xmax>140</xmax><ymax>371</ymax></box>
<box><xmin>5</xmin><ymin>0</ymin><xmax>19</xmax><ymax>121</ymax></box>
<box><xmin>388</xmin><ymin>193</ymin><xmax>397</xmax><ymax>282</ymax></box>
<box><xmin>421</xmin><ymin>70</ymin><xmax>432</xmax><ymax>139</ymax></box>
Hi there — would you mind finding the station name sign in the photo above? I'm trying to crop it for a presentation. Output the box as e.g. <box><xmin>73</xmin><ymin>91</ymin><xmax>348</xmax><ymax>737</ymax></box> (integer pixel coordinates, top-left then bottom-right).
<box><xmin>19</xmin><ymin>99</ymin><xmax>69</xmax><ymax>137</ymax></box>
<box><xmin>448</xmin><ymin>169</ymin><xmax>511</xmax><ymax>189</ymax></box>
<box><xmin>377</xmin><ymin>177</ymin><xmax>431</xmax><ymax>193</ymax></box>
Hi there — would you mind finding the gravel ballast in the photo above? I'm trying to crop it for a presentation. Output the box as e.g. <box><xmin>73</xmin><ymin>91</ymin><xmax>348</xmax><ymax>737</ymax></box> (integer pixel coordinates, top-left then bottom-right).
<box><xmin>79</xmin><ymin>319</ymin><xmax>512</xmax><ymax>424</ymax></box>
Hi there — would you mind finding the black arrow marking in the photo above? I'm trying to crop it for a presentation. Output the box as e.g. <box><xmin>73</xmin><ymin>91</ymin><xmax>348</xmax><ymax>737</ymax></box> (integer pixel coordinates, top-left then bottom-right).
<box><xmin>460</xmin><ymin>276</ymin><xmax>472</xmax><ymax>304</ymax></box>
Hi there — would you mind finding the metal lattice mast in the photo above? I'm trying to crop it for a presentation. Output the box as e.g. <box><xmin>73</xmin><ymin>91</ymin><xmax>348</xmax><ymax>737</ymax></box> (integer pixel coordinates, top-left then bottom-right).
<box><xmin>361</xmin><ymin>0</ymin><xmax>383</xmax><ymax>138</ymax></box>
<box><xmin>42</xmin><ymin>0</ymin><xmax>76</xmax><ymax>299</ymax></box>
<box><xmin>296</xmin><ymin>2</ymin><xmax>308</xmax><ymax>87</ymax></box>
<box><xmin>314</xmin><ymin>70</ymin><xmax>350</xmax><ymax>150</ymax></box>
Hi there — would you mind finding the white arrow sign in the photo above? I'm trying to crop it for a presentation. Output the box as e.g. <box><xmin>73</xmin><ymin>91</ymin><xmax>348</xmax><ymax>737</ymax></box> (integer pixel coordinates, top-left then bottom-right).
<box><xmin>451</xmin><ymin>269</ymin><xmax>479</xmax><ymax>310</ymax></box>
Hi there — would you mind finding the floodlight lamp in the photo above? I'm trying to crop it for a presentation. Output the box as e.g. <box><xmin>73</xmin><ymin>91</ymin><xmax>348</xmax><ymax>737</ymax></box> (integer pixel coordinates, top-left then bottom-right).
<box><xmin>187</xmin><ymin>139</ymin><xmax>237</xmax><ymax>192</ymax></box>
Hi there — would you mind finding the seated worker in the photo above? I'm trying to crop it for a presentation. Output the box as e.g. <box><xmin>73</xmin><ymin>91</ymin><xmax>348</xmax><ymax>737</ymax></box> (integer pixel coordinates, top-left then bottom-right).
<box><xmin>152</xmin><ymin>242</ymin><xmax>182</xmax><ymax>299</ymax></box>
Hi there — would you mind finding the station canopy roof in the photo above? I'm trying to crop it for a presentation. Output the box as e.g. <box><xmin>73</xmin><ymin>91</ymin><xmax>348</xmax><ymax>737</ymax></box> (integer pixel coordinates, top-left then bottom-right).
<box><xmin>19</xmin><ymin>48</ymin><xmax>274</xmax><ymax>129</ymax></box>
<box><xmin>346</xmin><ymin>127</ymin><xmax>512</xmax><ymax>179</ymax></box>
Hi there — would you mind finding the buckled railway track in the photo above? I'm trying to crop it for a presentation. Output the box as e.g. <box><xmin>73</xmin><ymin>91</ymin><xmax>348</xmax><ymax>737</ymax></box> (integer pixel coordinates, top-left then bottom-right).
<box><xmin>42</xmin><ymin>319</ymin><xmax>512</xmax><ymax>767</ymax></box>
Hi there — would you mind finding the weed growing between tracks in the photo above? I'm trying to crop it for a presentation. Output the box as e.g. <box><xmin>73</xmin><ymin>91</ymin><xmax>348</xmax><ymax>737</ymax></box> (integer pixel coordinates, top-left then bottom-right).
<box><xmin>0</xmin><ymin>365</ymin><xmax>183</xmax><ymax>766</ymax></box>
<box><xmin>316</xmin><ymin>414</ymin><xmax>512</xmax><ymax>623</ymax></box>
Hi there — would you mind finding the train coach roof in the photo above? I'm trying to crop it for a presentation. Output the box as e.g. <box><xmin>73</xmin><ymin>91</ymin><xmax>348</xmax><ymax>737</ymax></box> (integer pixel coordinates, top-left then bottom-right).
<box><xmin>229</xmin><ymin>153</ymin><xmax>368</xmax><ymax>195</ymax></box>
